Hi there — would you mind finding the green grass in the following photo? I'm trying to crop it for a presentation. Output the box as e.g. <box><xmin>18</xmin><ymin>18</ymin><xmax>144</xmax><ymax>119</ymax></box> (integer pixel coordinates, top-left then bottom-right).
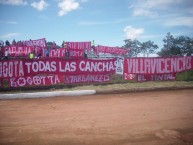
<box><xmin>176</xmin><ymin>70</ymin><xmax>193</xmax><ymax>81</ymax></box>
<box><xmin>65</xmin><ymin>81</ymin><xmax>193</xmax><ymax>92</ymax></box>
<box><xmin>1</xmin><ymin>80</ymin><xmax>193</xmax><ymax>94</ymax></box>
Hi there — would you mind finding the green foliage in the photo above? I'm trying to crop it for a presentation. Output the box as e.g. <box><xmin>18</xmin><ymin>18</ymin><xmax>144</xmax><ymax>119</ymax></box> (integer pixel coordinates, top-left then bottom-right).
<box><xmin>157</xmin><ymin>32</ymin><xmax>193</xmax><ymax>57</ymax></box>
<box><xmin>141</xmin><ymin>40</ymin><xmax>158</xmax><ymax>57</ymax></box>
<box><xmin>124</xmin><ymin>39</ymin><xmax>141</xmax><ymax>57</ymax></box>
<box><xmin>46</xmin><ymin>41</ymin><xmax>61</xmax><ymax>49</ymax></box>
<box><xmin>175</xmin><ymin>36</ymin><xmax>193</xmax><ymax>56</ymax></box>
<box><xmin>123</xmin><ymin>39</ymin><xmax>158</xmax><ymax>57</ymax></box>
<box><xmin>110</xmin><ymin>74</ymin><xmax>128</xmax><ymax>83</ymax></box>
<box><xmin>176</xmin><ymin>70</ymin><xmax>193</xmax><ymax>81</ymax></box>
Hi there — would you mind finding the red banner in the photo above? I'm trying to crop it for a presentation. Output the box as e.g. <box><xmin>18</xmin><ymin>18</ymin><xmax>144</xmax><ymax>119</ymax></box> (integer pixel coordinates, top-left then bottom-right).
<box><xmin>137</xmin><ymin>74</ymin><xmax>176</xmax><ymax>81</ymax></box>
<box><xmin>0</xmin><ymin>58</ymin><xmax>116</xmax><ymax>78</ymax></box>
<box><xmin>50</xmin><ymin>48</ymin><xmax>66</xmax><ymax>57</ymax></box>
<box><xmin>49</xmin><ymin>48</ymin><xmax>84</xmax><ymax>58</ymax></box>
<box><xmin>2</xmin><ymin>45</ymin><xmax>46</xmax><ymax>58</ymax></box>
<box><xmin>22</xmin><ymin>38</ymin><xmax>46</xmax><ymax>48</ymax></box>
<box><xmin>124</xmin><ymin>57</ymin><xmax>193</xmax><ymax>74</ymax></box>
<box><xmin>0</xmin><ymin>58</ymin><xmax>116</xmax><ymax>87</ymax></box>
<box><xmin>9</xmin><ymin>75</ymin><xmax>63</xmax><ymax>87</ymax></box>
<box><xmin>69</xmin><ymin>49</ymin><xmax>84</xmax><ymax>59</ymax></box>
<box><xmin>66</xmin><ymin>42</ymin><xmax>91</xmax><ymax>50</ymax></box>
<box><xmin>97</xmin><ymin>45</ymin><xmax>128</xmax><ymax>55</ymax></box>
<box><xmin>124</xmin><ymin>73</ymin><xmax>137</xmax><ymax>81</ymax></box>
<box><xmin>124</xmin><ymin>73</ymin><xmax>176</xmax><ymax>81</ymax></box>
<box><xmin>7</xmin><ymin>74</ymin><xmax>111</xmax><ymax>87</ymax></box>
<box><xmin>64</xmin><ymin>74</ymin><xmax>110</xmax><ymax>84</ymax></box>
<box><xmin>3</xmin><ymin>46</ymin><xmax>33</xmax><ymax>57</ymax></box>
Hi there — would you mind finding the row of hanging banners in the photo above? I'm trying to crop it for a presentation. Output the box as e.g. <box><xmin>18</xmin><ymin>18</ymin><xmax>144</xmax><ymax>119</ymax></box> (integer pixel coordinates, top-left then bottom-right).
<box><xmin>3</xmin><ymin>45</ymin><xmax>128</xmax><ymax>58</ymax></box>
<box><xmin>0</xmin><ymin>56</ymin><xmax>193</xmax><ymax>88</ymax></box>
<box><xmin>1</xmin><ymin>39</ymin><xmax>193</xmax><ymax>88</ymax></box>
<box><xmin>3</xmin><ymin>38</ymin><xmax>128</xmax><ymax>58</ymax></box>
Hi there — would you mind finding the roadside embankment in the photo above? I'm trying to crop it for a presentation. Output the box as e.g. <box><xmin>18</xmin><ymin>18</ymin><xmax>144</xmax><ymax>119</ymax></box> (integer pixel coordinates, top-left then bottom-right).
<box><xmin>0</xmin><ymin>81</ymin><xmax>193</xmax><ymax>99</ymax></box>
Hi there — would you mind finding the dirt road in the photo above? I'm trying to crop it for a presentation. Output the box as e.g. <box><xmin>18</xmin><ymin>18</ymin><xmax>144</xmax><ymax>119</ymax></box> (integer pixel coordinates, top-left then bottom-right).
<box><xmin>0</xmin><ymin>89</ymin><xmax>193</xmax><ymax>145</ymax></box>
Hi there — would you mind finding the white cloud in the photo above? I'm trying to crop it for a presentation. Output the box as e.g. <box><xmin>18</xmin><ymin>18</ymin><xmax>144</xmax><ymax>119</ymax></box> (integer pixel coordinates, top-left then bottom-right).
<box><xmin>1</xmin><ymin>33</ymin><xmax>20</xmax><ymax>39</ymax></box>
<box><xmin>0</xmin><ymin>20</ymin><xmax>18</xmax><ymax>24</ymax></box>
<box><xmin>131</xmin><ymin>0</ymin><xmax>193</xmax><ymax>28</ymax></box>
<box><xmin>132</xmin><ymin>0</ymin><xmax>183</xmax><ymax>18</ymax></box>
<box><xmin>31</xmin><ymin>0</ymin><xmax>48</xmax><ymax>11</ymax></box>
<box><xmin>133</xmin><ymin>8</ymin><xmax>157</xmax><ymax>18</ymax></box>
<box><xmin>58</xmin><ymin>0</ymin><xmax>79</xmax><ymax>16</ymax></box>
<box><xmin>139</xmin><ymin>0</ymin><xmax>182</xmax><ymax>9</ymax></box>
<box><xmin>80</xmin><ymin>0</ymin><xmax>88</xmax><ymax>2</ymax></box>
<box><xmin>7</xmin><ymin>21</ymin><xmax>18</xmax><ymax>24</ymax></box>
<box><xmin>164</xmin><ymin>17</ymin><xmax>193</xmax><ymax>27</ymax></box>
<box><xmin>124</xmin><ymin>26</ymin><xmax>144</xmax><ymax>40</ymax></box>
<box><xmin>0</xmin><ymin>0</ymin><xmax>27</xmax><ymax>5</ymax></box>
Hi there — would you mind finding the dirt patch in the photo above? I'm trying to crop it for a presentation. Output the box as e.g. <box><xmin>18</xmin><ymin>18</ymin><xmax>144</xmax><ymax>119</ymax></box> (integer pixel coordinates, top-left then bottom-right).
<box><xmin>0</xmin><ymin>89</ymin><xmax>193</xmax><ymax>145</ymax></box>
<box><xmin>180</xmin><ymin>133</ymin><xmax>193</xmax><ymax>143</ymax></box>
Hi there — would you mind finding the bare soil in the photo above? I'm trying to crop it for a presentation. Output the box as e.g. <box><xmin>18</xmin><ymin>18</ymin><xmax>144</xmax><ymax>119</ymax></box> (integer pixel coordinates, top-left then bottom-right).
<box><xmin>0</xmin><ymin>89</ymin><xmax>193</xmax><ymax>145</ymax></box>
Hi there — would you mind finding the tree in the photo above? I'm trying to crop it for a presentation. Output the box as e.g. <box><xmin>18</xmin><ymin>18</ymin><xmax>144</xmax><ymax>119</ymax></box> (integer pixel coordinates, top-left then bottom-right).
<box><xmin>141</xmin><ymin>40</ymin><xmax>158</xmax><ymax>57</ymax></box>
<box><xmin>160</xmin><ymin>32</ymin><xmax>175</xmax><ymax>56</ymax></box>
<box><xmin>174</xmin><ymin>36</ymin><xmax>193</xmax><ymax>56</ymax></box>
<box><xmin>46</xmin><ymin>41</ymin><xmax>61</xmax><ymax>49</ymax></box>
<box><xmin>157</xmin><ymin>33</ymin><xmax>193</xmax><ymax>56</ymax></box>
<box><xmin>158</xmin><ymin>32</ymin><xmax>174</xmax><ymax>56</ymax></box>
<box><xmin>124</xmin><ymin>39</ymin><xmax>141</xmax><ymax>57</ymax></box>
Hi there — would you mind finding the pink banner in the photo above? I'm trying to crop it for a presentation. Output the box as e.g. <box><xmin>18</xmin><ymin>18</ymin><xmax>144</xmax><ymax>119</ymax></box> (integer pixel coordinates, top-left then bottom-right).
<box><xmin>97</xmin><ymin>45</ymin><xmax>128</xmax><ymax>55</ymax></box>
<box><xmin>50</xmin><ymin>48</ymin><xmax>66</xmax><ymax>57</ymax></box>
<box><xmin>22</xmin><ymin>38</ymin><xmax>46</xmax><ymax>48</ymax></box>
<box><xmin>69</xmin><ymin>49</ymin><xmax>84</xmax><ymax>59</ymax></box>
<box><xmin>64</xmin><ymin>74</ymin><xmax>110</xmax><ymax>84</ymax></box>
<box><xmin>66</xmin><ymin>42</ymin><xmax>91</xmax><ymax>50</ymax></box>
<box><xmin>49</xmin><ymin>48</ymin><xmax>84</xmax><ymax>58</ymax></box>
<box><xmin>137</xmin><ymin>74</ymin><xmax>176</xmax><ymax>82</ymax></box>
<box><xmin>3</xmin><ymin>46</ymin><xmax>33</xmax><ymax>57</ymax></box>
<box><xmin>0</xmin><ymin>58</ymin><xmax>116</xmax><ymax>88</ymax></box>
<box><xmin>0</xmin><ymin>58</ymin><xmax>116</xmax><ymax>79</ymax></box>
<box><xmin>9</xmin><ymin>75</ymin><xmax>63</xmax><ymax>87</ymax></box>
<box><xmin>124</xmin><ymin>73</ymin><xmax>136</xmax><ymax>81</ymax></box>
<box><xmin>7</xmin><ymin>74</ymin><xmax>111</xmax><ymax>87</ymax></box>
<box><xmin>124</xmin><ymin>57</ymin><xmax>193</xmax><ymax>75</ymax></box>
<box><xmin>124</xmin><ymin>73</ymin><xmax>176</xmax><ymax>82</ymax></box>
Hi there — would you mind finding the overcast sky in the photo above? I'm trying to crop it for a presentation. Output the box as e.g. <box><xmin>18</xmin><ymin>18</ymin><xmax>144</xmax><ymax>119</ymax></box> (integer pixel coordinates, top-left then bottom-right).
<box><xmin>0</xmin><ymin>0</ymin><xmax>193</xmax><ymax>51</ymax></box>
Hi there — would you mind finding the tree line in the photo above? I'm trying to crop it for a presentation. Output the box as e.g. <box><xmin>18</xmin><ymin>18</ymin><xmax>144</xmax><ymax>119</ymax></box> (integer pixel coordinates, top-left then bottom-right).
<box><xmin>123</xmin><ymin>32</ymin><xmax>193</xmax><ymax>57</ymax></box>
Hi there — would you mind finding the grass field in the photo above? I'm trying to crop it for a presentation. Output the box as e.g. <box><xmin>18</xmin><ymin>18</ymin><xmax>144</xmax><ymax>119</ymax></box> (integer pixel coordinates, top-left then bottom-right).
<box><xmin>67</xmin><ymin>81</ymin><xmax>193</xmax><ymax>91</ymax></box>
